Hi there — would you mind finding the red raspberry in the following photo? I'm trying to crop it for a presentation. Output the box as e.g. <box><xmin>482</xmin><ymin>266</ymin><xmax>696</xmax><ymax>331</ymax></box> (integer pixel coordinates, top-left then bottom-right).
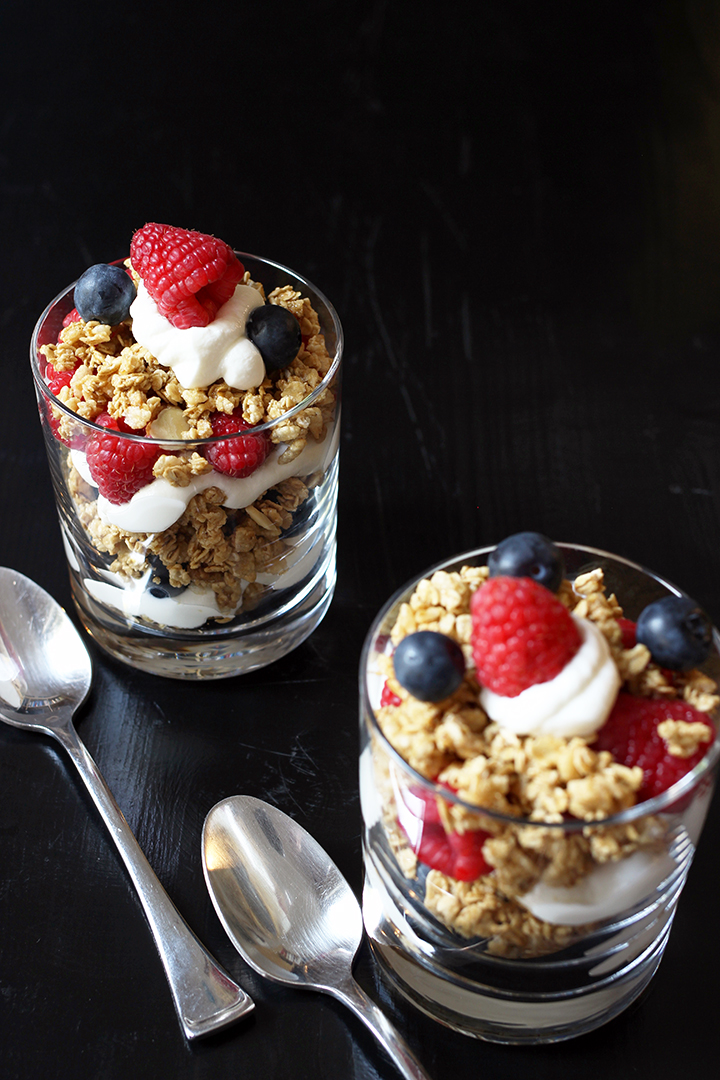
<box><xmin>595</xmin><ymin>692</ymin><xmax>714</xmax><ymax>800</ymax></box>
<box><xmin>62</xmin><ymin>307</ymin><xmax>82</xmax><ymax>329</ymax></box>
<box><xmin>43</xmin><ymin>362</ymin><xmax>85</xmax><ymax>448</ymax></box>
<box><xmin>470</xmin><ymin>576</ymin><xmax>581</xmax><ymax>697</ymax></box>
<box><xmin>45</xmin><ymin>361</ymin><xmax>77</xmax><ymax>396</ymax></box>
<box><xmin>130</xmin><ymin>223</ymin><xmax>244</xmax><ymax>329</ymax></box>
<box><xmin>205</xmin><ymin>410</ymin><xmax>271</xmax><ymax>478</ymax></box>
<box><xmin>86</xmin><ymin>414</ymin><xmax>160</xmax><ymax>504</ymax></box>
<box><xmin>617</xmin><ymin>617</ymin><xmax>637</xmax><ymax>649</ymax></box>
<box><xmin>445</xmin><ymin>829</ymin><xmax>493</xmax><ymax>881</ymax></box>
<box><xmin>93</xmin><ymin>411</ymin><xmax>135</xmax><ymax>433</ymax></box>
<box><xmin>616</xmin><ymin>617</ymin><xmax>677</xmax><ymax>685</ymax></box>
<box><xmin>380</xmin><ymin>681</ymin><xmax>402</xmax><ymax>707</ymax></box>
<box><xmin>398</xmin><ymin>785</ymin><xmax>491</xmax><ymax>882</ymax></box>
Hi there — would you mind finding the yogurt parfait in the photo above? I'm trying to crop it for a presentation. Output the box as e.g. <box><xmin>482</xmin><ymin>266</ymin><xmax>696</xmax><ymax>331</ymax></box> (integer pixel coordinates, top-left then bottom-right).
<box><xmin>31</xmin><ymin>225</ymin><xmax>342</xmax><ymax>678</ymax></box>
<box><xmin>359</xmin><ymin>535</ymin><xmax>720</xmax><ymax>1042</ymax></box>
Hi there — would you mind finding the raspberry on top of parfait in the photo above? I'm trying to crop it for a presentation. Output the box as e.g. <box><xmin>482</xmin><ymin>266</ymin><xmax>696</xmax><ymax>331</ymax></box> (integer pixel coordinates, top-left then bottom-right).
<box><xmin>469</xmin><ymin>575</ymin><xmax>581</xmax><ymax>698</ymax></box>
<box><xmin>130</xmin><ymin>223</ymin><xmax>245</xmax><ymax>329</ymax></box>
<box><xmin>378</xmin><ymin>532</ymin><xmax>717</xmax><ymax>814</ymax></box>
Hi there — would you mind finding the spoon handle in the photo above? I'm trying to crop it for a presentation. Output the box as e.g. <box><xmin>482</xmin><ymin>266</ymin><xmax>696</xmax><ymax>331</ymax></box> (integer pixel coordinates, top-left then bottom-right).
<box><xmin>53</xmin><ymin>718</ymin><xmax>254</xmax><ymax>1040</ymax></box>
<box><xmin>333</xmin><ymin>976</ymin><xmax>432</xmax><ymax>1080</ymax></box>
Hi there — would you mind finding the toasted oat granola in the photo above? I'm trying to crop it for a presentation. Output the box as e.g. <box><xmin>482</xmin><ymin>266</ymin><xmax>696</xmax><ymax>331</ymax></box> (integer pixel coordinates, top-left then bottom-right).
<box><xmin>42</xmin><ymin>274</ymin><xmax>336</xmax><ymax>452</ymax></box>
<box><xmin>371</xmin><ymin>564</ymin><xmax>718</xmax><ymax>957</ymax></box>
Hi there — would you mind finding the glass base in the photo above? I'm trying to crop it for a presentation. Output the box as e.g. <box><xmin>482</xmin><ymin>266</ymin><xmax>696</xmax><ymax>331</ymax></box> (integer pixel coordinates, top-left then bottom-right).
<box><xmin>366</xmin><ymin>934</ymin><xmax>662</xmax><ymax>1044</ymax></box>
<box><xmin>361</xmin><ymin>847</ymin><xmax>673</xmax><ymax>1044</ymax></box>
<box><xmin>70</xmin><ymin>542</ymin><xmax>336</xmax><ymax>679</ymax></box>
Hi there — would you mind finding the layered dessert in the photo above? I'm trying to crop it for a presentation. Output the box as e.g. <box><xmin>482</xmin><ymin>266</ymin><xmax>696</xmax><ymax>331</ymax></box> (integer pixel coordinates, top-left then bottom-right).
<box><xmin>362</xmin><ymin>533</ymin><xmax>719</xmax><ymax>958</ymax></box>
<box><xmin>36</xmin><ymin>224</ymin><xmax>340</xmax><ymax>632</ymax></box>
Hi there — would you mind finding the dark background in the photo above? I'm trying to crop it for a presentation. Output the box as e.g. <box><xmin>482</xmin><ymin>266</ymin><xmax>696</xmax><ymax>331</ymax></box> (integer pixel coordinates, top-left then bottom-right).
<box><xmin>2</xmin><ymin>0</ymin><xmax>720</xmax><ymax>1076</ymax></box>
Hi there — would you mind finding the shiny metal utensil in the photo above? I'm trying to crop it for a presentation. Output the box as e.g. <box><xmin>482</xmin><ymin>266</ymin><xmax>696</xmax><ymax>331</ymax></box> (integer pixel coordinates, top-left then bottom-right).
<box><xmin>202</xmin><ymin>795</ymin><xmax>432</xmax><ymax>1080</ymax></box>
<box><xmin>0</xmin><ymin>567</ymin><xmax>254</xmax><ymax>1040</ymax></box>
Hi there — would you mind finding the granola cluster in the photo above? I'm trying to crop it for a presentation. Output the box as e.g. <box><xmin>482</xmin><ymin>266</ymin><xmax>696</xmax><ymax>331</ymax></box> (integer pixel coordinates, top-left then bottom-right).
<box><xmin>69</xmin><ymin>467</ymin><xmax>315</xmax><ymax>614</ymax></box>
<box><xmin>41</xmin><ymin>271</ymin><xmax>338</xmax><ymax>619</ymax></box>
<box><xmin>43</xmin><ymin>272</ymin><xmax>335</xmax><ymax>455</ymax></box>
<box><xmin>370</xmin><ymin>564</ymin><xmax>717</xmax><ymax>957</ymax></box>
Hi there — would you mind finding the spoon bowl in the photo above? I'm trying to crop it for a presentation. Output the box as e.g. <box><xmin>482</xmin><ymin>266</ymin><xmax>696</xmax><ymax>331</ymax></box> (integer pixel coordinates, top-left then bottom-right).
<box><xmin>0</xmin><ymin>569</ymin><xmax>91</xmax><ymax>721</ymax></box>
<box><xmin>202</xmin><ymin>795</ymin><xmax>431</xmax><ymax>1080</ymax></box>
<box><xmin>0</xmin><ymin>567</ymin><xmax>254</xmax><ymax>1039</ymax></box>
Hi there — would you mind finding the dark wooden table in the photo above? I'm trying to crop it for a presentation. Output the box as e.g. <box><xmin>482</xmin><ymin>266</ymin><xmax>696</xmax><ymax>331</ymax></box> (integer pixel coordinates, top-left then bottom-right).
<box><xmin>2</xmin><ymin>1</ymin><xmax>719</xmax><ymax>1076</ymax></box>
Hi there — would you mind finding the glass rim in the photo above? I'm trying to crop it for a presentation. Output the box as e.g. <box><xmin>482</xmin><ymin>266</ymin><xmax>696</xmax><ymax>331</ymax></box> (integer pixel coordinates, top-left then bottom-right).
<box><xmin>29</xmin><ymin>250</ymin><xmax>343</xmax><ymax>444</ymax></box>
<box><xmin>360</xmin><ymin>541</ymin><xmax>720</xmax><ymax>832</ymax></box>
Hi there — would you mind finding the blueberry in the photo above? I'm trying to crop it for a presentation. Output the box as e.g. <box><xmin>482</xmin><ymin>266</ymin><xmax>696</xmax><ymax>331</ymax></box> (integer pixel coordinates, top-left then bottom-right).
<box><xmin>74</xmin><ymin>264</ymin><xmax>137</xmax><ymax>325</ymax></box>
<box><xmin>145</xmin><ymin>557</ymin><xmax>185</xmax><ymax>599</ymax></box>
<box><xmin>636</xmin><ymin>595</ymin><xmax>713</xmax><ymax>670</ymax></box>
<box><xmin>280</xmin><ymin>495</ymin><xmax>315</xmax><ymax>540</ymax></box>
<box><xmin>488</xmin><ymin>531</ymin><xmax>565</xmax><ymax>592</ymax></box>
<box><xmin>393</xmin><ymin>631</ymin><xmax>466</xmax><ymax>702</ymax></box>
<box><xmin>246</xmin><ymin>304</ymin><xmax>302</xmax><ymax>372</ymax></box>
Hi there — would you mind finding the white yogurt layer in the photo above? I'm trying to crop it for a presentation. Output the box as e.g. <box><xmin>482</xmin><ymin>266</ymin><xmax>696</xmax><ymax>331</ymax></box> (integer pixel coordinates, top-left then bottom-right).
<box><xmin>84</xmin><ymin>527</ymin><xmax>323</xmax><ymax>629</ymax></box>
<box><xmin>71</xmin><ymin>420</ymin><xmax>338</xmax><ymax>534</ymax></box>
<box><xmin>520</xmin><ymin>784</ymin><xmax>713</xmax><ymax>928</ymax></box>
<box><xmin>519</xmin><ymin>848</ymin><xmax>677</xmax><ymax>926</ymax></box>
<box><xmin>86</xmin><ymin>576</ymin><xmax>227</xmax><ymax>629</ymax></box>
<box><xmin>129</xmin><ymin>281</ymin><xmax>266</xmax><ymax>390</ymax></box>
<box><xmin>480</xmin><ymin>616</ymin><xmax>621</xmax><ymax>738</ymax></box>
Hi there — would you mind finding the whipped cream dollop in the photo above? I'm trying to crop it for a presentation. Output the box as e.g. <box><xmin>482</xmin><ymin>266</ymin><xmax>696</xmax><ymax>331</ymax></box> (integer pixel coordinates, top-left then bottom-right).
<box><xmin>479</xmin><ymin>616</ymin><xmax>621</xmax><ymax>738</ymax></box>
<box><xmin>129</xmin><ymin>281</ymin><xmax>266</xmax><ymax>390</ymax></box>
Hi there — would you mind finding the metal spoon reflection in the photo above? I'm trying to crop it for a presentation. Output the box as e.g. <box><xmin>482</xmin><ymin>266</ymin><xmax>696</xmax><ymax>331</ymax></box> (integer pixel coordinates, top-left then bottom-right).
<box><xmin>202</xmin><ymin>795</ymin><xmax>432</xmax><ymax>1080</ymax></box>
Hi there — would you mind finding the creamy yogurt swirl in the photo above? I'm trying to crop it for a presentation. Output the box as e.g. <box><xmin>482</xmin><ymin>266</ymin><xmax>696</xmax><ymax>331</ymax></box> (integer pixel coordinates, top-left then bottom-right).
<box><xmin>83</xmin><ymin>527</ymin><xmax>322</xmax><ymax>629</ymax></box>
<box><xmin>479</xmin><ymin>616</ymin><xmax>621</xmax><ymax>738</ymax></box>
<box><xmin>129</xmin><ymin>281</ymin><xmax>266</xmax><ymax>390</ymax></box>
<box><xmin>518</xmin><ymin>849</ymin><xmax>675</xmax><ymax>925</ymax></box>
<box><xmin>71</xmin><ymin>420</ymin><xmax>338</xmax><ymax>534</ymax></box>
<box><xmin>71</xmin><ymin>425</ymin><xmax>336</xmax><ymax>535</ymax></box>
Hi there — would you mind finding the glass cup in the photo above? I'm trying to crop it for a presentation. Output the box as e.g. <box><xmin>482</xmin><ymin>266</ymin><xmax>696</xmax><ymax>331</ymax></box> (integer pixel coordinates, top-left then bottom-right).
<box><xmin>30</xmin><ymin>254</ymin><xmax>342</xmax><ymax>679</ymax></box>
<box><xmin>359</xmin><ymin>544</ymin><xmax>720</xmax><ymax>1043</ymax></box>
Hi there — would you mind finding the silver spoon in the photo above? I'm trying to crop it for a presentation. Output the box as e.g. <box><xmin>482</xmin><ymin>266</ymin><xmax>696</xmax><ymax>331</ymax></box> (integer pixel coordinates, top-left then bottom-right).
<box><xmin>202</xmin><ymin>795</ymin><xmax>432</xmax><ymax>1080</ymax></box>
<box><xmin>0</xmin><ymin>567</ymin><xmax>254</xmax><ymax>1039</ymax></box>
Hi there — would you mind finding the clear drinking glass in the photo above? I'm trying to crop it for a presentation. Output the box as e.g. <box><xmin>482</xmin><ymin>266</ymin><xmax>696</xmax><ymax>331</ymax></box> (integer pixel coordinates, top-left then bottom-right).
<box><xmin>30</xmin><ymin>254</ymin><xmax>342</xmax><ymax>679</ymax></box>
<box><xmin>359</xmin><ymin>544</ymin><xmax>720</xmax><ymax>1043</ymax></box>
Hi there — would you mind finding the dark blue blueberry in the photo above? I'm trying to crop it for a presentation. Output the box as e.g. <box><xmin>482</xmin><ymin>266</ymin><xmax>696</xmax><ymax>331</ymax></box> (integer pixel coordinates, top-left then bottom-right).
<box><xmin>636</xmin><ymin>595</ymin><xmax>713</xmax><ymax>670</ymax></box>
<box><xmin>74</xmin><ymin>264</ymin><xmax>137</xmax><ymax>325</ymax></box>
<box><xmin>280</xmin><ymin>496</ymin><xmax>315</xmax><ymax>540</ymax></box>
<box><xmin>393</xmin><ymin>631</ymin><xmax>465</xmax><ymax>702</ymax></box>
<box><xmin>488</xmin><ymin>531</ymin><xmax>565</xmax><ymax>592</ymax></box>
<box><xmin>246</xmin><ymin>304</ymin><xmax>302</xmax><ymax>372</ymax></box>
<box><xmin>147</xmin><ymin>582</ymin><xmax>185</xmax><ymax>599</ymax></box>
<box><xmin>145</xmin><ymin>557</ymin><xmax>185</xmax><ymax>599</ymax></box>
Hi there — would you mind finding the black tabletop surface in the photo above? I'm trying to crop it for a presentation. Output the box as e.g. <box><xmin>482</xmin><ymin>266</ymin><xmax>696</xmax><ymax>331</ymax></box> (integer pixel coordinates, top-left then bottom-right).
<box><xmin>2</xmin><ymin>1</ymin><xmax>720</xmax><ymax>1076</ymax></box>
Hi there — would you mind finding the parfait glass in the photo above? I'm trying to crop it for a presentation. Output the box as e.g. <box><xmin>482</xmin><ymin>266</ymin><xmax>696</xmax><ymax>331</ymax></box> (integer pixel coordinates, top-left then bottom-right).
<box><xmin>359</xmin><ymin>544</ymin><xmax>720</xmax><ymax>1043</ymax></box>
<box><xmin>30</xmin><ymin>254</ymin><xmax>342</xmax><ymax>680</ymax></box>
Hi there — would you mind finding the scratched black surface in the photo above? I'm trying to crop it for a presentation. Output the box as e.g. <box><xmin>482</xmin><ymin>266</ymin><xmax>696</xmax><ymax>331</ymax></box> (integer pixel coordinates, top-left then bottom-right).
<box><xmin>2</xmin><ymin>1</ymin><xmax>720</xmax><ymax>1077</ymax></box>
